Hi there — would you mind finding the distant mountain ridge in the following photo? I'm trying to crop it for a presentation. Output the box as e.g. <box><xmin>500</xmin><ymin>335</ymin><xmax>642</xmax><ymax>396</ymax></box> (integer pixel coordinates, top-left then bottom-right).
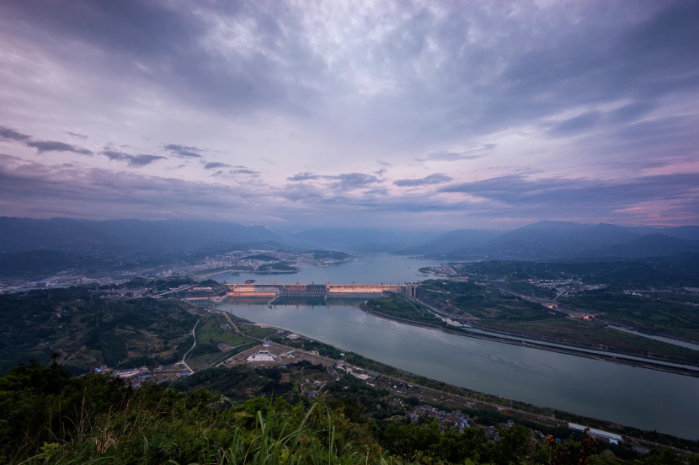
<box><xmin>399</xmin><ymin>229</ymin><xmax>505</xmax><ymax>255</ymax></box>
<box><xmin>623</xmin><ymin>225</ymin><xmax>699</xmax><ymax>242</ymax></box>
<box><xmin>584</xmin><ymin>234</ymin><xmax>699</xmax><ymax>258</ymax></box>
<box><xmin>404</xmin><ymin>221</ymin><xmax>699</xmax><ymax>261</ymax></box>
<box><xmin>0</xmin><ymin>217</ymin><xmax>280</xmax><ymax>254</ymax></box>
<box><xmin>2</xmin><ymin>217</ymin><xmax>698</xmax><ymax>264</ymax></box>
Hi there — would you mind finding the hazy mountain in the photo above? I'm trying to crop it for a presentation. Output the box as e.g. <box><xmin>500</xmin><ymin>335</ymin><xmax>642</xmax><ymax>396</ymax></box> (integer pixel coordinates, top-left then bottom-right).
<box><xmin>399</xmin><ymin>229</ymin><xmax>505</xmax><ymax>255</ymax></box>
<box><xmin>624</xmin><ymin>225</ymin><xmax>699</xmax><ymax>242</ymax></box>
<box><xmin>584</xmin><ymin>234</ymin><xmax>699</xmax><ymax>259</ymax></box>
<box><xmin>405</xmin><ymin>221</ymin><xmax>642</xmax><ymax>259</ymax></box>
<box><xmin>0</xmin><ymin>217</ymin><xmax>280</xmax><ymax>254</ymax></box>
<box><xmin>403</xmin><ymin>221</ymin><xmax>699</xmax><ymax>260</ymax></box>
<box><xmin>489</xmin><ymin>221</ymin><xmax>640</xmax><ymax>256</ymax></box>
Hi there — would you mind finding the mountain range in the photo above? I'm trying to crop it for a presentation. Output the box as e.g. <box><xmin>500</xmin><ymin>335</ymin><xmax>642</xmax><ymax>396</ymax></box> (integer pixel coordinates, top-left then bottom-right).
<box><xmin>0</xmin><ymin>217</ymin><xmax>280</xmax><ymax>255</ymax></box>
<box><xmin>1</xmin><ymin>218</ymin><xmax>698</xmax><ymax>266</ymax></box>
<box><xmin>403</xmin><ymin>221</ymin><xmax>699</xmax><ymax>260</ymax></box>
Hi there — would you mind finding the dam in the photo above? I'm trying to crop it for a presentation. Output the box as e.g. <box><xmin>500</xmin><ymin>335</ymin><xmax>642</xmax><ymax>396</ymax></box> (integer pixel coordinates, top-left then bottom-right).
<box><xmin>225</xmin><ymin>282</ymin><xmax>416</xmax><ymax>300</ymax></box>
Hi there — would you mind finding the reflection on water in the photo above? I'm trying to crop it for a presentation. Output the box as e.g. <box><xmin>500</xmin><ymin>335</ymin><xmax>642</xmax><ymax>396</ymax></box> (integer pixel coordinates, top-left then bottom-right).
<box><xmin>219</xmin><ymin>300</ymin><xmax>699</xmax><ymax>440</ymax></box>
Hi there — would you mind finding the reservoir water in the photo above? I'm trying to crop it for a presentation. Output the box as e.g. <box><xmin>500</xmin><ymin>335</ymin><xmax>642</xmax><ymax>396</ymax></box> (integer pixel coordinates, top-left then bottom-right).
<box><xmin>212</xmin><ymin>254</ymin><xmax>699</xmax><ymax>440</ymax></box>
<box><xmin>211</xmin><ymin>253</ymin><xmax>442</xmax><ymax>285</ymax></box>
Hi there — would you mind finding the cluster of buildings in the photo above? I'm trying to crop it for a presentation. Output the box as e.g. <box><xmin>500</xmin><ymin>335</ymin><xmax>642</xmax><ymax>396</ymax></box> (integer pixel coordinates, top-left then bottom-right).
<box><xmin>569</xmin><ymin>423</ymin><xmax>623</xmax><ymax>445</ymax></box>
<box><xmin>407</xmin><ymin>405</ymin><xmax>470</xmax><ymax>432</ymax></box>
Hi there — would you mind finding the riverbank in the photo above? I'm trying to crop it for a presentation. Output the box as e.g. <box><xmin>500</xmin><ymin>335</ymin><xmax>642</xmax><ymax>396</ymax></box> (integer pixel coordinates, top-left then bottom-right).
<box><xmin>217</xmin><ymin>305</ymin><xmax>699</xmax><ymax>451</ymax></box>
<box><xmin>468</xmin><ymin>320</ymin><xmax>699</xmax><ymax>367</ymax></box>
<box><xmin>359</xmin><ymin>304</ymin><xmax>699</xmax><ymax>378</ymax></box>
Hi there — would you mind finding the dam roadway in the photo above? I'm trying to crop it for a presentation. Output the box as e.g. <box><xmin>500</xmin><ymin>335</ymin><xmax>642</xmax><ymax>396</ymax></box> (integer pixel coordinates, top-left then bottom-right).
<box><xmin>224</xmin><ymin>282</ymin><xmax>415</xmax><ymax>299</ymax></box>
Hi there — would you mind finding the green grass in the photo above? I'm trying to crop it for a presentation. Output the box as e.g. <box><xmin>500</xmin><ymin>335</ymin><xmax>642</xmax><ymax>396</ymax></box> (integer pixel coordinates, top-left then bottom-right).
<box><xmin>562</xmin><ymin>290</ymin><xmax>699</xmax><ymax>340</ymax></box>
<box><xmin>186</xmin><ymin>315</ymin><xmax>254</xmax><ymax>369</ymax></box>
<box><xmin>240</xmin><ymin>324</ymin><xmax>279</xmax><ymax>339</ymax></box>
<box><xmin>195</xmin><ymin>314</ymin><xmax>252</xmax><ymax>347</ymax></box>
<box><xmin>506</xmin><ymin>280</ymin><xmax>558</xmax><ymax>299</ymax></box>
<box><xmin>477</xmin><ymin>319</ymin><xmax>699</xmax><ymax>363</ymax></box>
<box><xmin>364</xmin><ymin>295</ymin><xmax>445</xmax><ymax>326</ymax></box>
<box><xmin>2</xmin><ymin>361</ymin><xmax>617</xmax><ymax>465</ymax></box>
<box><xmin>420</xmin><ymin>280</ymin><xmax>563</xmax><ymax>321</ymax></box>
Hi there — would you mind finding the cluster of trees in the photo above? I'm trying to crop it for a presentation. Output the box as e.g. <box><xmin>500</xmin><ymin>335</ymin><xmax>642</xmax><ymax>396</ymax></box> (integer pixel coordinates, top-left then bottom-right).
<box><xmin>420</xmin><ymin>280</ymin><xmax>561</xmax><ymax>322</ymax></box>
<box><xmin>364</xmin><ymin>296</ymin><xmax>445</xmax><ymax>326</ymax></box>
<box><xmin>453</xmin><ymin>256</ymin><xmax>699</xmax><ymax>289</ymax></box>
<box><xmin>0</xmin><ymin>287</ymin><xmax>197</xmax><ymax>374</ymax></box>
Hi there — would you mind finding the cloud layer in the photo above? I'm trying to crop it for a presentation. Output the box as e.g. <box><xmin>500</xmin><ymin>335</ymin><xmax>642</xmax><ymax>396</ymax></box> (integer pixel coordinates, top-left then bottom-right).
<box><xmin>0</xmin><ymin>0</ymin><xmax>697</xmax><ymax>228</ymax></box>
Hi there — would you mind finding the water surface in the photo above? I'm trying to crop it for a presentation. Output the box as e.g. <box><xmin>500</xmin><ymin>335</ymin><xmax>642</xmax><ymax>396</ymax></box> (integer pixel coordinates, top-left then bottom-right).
<box><xmin>220</xmin><ymin>301</ymin><xmax>699</xmax><ymax>440</ymax></box>
<box><xmin>211</xmin><ymin>253</ymin><xmax>442</xmax><ymax>285</ymax></box>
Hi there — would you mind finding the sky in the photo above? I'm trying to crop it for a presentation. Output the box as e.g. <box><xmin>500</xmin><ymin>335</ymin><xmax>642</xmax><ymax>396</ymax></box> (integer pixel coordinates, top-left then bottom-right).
<box><xmin>0</xmin><ymin>0</ymin><xmax>698</xmax><ymax>230</ymax></box>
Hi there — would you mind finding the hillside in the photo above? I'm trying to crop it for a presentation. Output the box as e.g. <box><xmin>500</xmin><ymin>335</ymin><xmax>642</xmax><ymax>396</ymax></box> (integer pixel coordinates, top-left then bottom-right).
<box><xmin>2</xmin><ymin>361</ymin><xmax>693</xmax><ymax>465</ymax></box>
<box><xmin>0</xmin><ymin>217</ymin><xmax>280</xmax><ymax>254</ymax></box>
<box><xmin>399</xmin><ymin>229</ymin><xmax>504</xmax><ymax>255</ymax></box>
<box><xmin>584</xmin><ymin>234</ymin><xmax>699</xmax><ymax>258</ymax></box>
<box><xmin>406</xmin><ymin>221</ymin><xmax>699</xmax><ymax>260</ymax></box>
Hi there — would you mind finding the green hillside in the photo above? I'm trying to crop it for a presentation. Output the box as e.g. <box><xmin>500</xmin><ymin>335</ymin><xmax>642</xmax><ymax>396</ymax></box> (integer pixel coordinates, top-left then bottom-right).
<box><xmin>1</xmin><ymin>361</ymin><xmax>696</xmax><ymax>465</ymax></box>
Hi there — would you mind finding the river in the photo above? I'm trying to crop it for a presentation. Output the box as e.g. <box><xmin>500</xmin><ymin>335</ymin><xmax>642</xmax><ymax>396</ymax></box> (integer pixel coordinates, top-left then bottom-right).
<box><xmin>212</xmin><ymin>254</ymin><xmax>699</xmax><ymax>440</ymax></box>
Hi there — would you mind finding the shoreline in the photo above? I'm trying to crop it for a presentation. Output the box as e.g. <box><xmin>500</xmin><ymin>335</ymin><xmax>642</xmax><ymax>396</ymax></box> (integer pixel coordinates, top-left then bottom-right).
<box><xmin>359</xmin><ymin>304</ymin><xmax>699</xmax><ymax>378</ymax></box>
<box><xmin>212</xmin><ymin>305</ymin><xmax>699</xmax><ymax>449</ymax></box>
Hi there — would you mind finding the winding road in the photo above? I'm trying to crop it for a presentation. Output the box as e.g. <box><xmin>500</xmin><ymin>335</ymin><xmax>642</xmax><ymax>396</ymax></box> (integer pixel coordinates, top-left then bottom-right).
<box><xmin>181</xmin><ymin>318</ymin><xmax>200</xmax><ymax>374</ymax></box>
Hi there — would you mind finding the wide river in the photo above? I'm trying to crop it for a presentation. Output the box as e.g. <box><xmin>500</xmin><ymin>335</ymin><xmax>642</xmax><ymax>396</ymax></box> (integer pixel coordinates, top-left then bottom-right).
<box><xmin>213</xmin><ymin>254</ymin><xmax>699</xmax><ymax>440</ymax></box>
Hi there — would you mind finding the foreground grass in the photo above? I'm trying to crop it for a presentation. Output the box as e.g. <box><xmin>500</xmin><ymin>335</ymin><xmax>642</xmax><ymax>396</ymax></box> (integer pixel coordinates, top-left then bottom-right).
<box><xmin>3</xmin><ymin>361</ymin><xmax>698</xmax><ymax>465</ymax></box>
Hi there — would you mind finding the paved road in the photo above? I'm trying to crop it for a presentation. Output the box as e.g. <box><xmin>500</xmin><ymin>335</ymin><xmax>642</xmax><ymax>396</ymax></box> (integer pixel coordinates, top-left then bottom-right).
<box><xmin>181</xmin><ymin>319</ymin><xmax>200</xmax><ymax>373</ymax></box>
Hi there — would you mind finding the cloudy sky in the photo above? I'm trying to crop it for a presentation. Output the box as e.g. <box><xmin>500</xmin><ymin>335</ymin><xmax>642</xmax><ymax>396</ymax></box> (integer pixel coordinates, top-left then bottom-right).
<box><xmin>0</xmin><ymin>0</ymin><xmax>698</xmax><ymax>230</ymax></box>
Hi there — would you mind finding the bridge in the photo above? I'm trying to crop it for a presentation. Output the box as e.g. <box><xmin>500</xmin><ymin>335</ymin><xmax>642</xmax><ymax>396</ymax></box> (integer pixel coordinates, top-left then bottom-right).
<box><xmin>225</xmin><ymin>282</ymin><xmax>416</xmax><ymax>300</ymax></box>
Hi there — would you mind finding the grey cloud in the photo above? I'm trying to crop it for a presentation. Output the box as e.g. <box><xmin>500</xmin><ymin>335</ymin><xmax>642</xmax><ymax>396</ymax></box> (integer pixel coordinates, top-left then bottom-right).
<box><xmin>329</xmin><ymin>173</ymin><xmax>380</xmax><ymax>191</ymax></box>
<box><xmin>232</xmin><ymin>169</ymin><xmax>259</xmax><ymax>176</ymax></box>
<box><xmin>394</xmin><ymin>174</ymin><xmax>453</xmax><ymax>187</ymax></box>
<box><xmin>441</xmin><ymin>173</ymin><xmax>699</xmax><ymax>217</ymax></box>
<box><xmin>2</xmin><ymin>0</ymin><xmax>698</xmax><ymax>155</ymax></box>
<box><xmin>103</xmin><ymin>150</ymin><xmax>165</xmax><ymax>167</ymax></box>
<box><xmin>1</xmin><ymin>126</ymin><xmax>93</xmax><ymax>156</ymax></box>
<box><xmin>27</xmin><ymin>140</ymin><xmax>93</xmax><ymax>155</ymax></box>
<box><xmin>288</xmin><ymin>172</ymin><xmax>323</xmax><ymax>181</ymax></box>
<box><xmin>287</xmin><ymin>171</ymin><xmax>380</xmax><ymax>190</ymax></box>
<box><xmin>424</xmin><ymin>152</ymin><xmax>482</xmax><ymax>162</ymax></box>
<box><xmin>163</xmin><ymin>144</ymin><xmax>203</xmax><ymax>158</ymax></box>
<box><xmin>0</xmin><ymin>2</ymin><xmax>698</xmax><ymax>227</ymax></box>
<box><xmin>204</xmin><ymin>162</ymin><xmax>230</xmax><ymax>169</ymax></box>
<box><xmin>0</xmin><ymin>125</ymin><xmax>31</xmax><ymax>142</ymax></box>
<box><xmin>66</xmin><ymin>131</ymin><xmax>87</xmax><ymax>139</ymax></box>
